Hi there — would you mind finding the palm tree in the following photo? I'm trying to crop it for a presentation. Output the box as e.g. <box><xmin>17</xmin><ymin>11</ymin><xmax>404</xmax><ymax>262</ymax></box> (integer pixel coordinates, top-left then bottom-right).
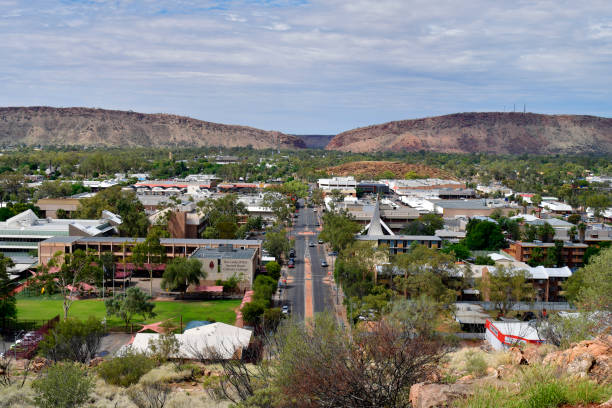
<box><xmin>161</xmin><ymin>258</ymin><xmax>205</xmax><ymax>297</ymax></box>
<box><xmin>568</xmin><ymin>226</ymin><xmax>578</xmax><ymax>242</ymax></box>
<box><xmin>578</xmin><ymin>222</ymin><xmax>587</xmax><ymax>243</ymax></box>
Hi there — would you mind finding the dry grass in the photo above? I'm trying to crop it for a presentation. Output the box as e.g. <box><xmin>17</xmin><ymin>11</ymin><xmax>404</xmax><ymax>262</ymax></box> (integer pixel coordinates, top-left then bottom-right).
<box><xmin>139</xmin><ymin>364</ymin><xmax>193</xmax><ymax>384</ymax></box>
<box><xmin>445</xmin><ymin>347</ymin><xmax>513</xmax><ymax>376</ymax></box>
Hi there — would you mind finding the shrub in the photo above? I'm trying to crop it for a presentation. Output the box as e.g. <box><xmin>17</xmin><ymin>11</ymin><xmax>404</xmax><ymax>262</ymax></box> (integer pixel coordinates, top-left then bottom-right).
<box><xmin>39</xmin><ymin>316</ymin><xmax>105</xmax><ymax>363</ymax></box>
<box><xmin>465</xmin><ymin>351</ymin><xmax>488</xmax><ymax>378</ymax></box>
<box><xmin>32</xmin><ymin>362</ymin><xmax>93</xmax><ymax>408</ymax></box>
<box><xmin>97</xmin><ymin>350</ymin><xmax>155</xmax><ymax>387</ymax></box>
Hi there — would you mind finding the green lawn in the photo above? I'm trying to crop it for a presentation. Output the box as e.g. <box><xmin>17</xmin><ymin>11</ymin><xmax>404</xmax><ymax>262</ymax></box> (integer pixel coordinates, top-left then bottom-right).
<box><xmin>17</xmin><ymin>298</ymin><xmax>241</xmax><ymax>330</ymax></box>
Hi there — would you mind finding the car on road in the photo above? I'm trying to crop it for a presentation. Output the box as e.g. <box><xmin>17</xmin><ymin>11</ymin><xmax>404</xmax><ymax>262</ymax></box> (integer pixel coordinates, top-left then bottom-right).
<box><xmin>321</xmin><ymin>260</ymin><xmax>328</xmax><ymax>267</ymax></box>
<box><xmin>288</xmin><ymin>259</ymin><xmax>295</xmax><ymax>268</ymax></box>
<box><xmin>318</xmin><ymin>239</ymin><xmax>323</xmax><ymax>244</ymax></box>
<box><xmin>281</xmin><ymin>305</ymin><xmax>290</xmax><ymax>315</ymax></box>
<box><xmin>328</xmin><ymin>251</ymin><xmax>338</xmax><ymax>256</ymax></box>
<box><xmin>308</xmin><ymin>242</ymin><xmax>315</xmax><ymax>247</ymax></box>
<box><xmin>289</xmin><ymin>249</ymin><xmax>295</xmax><ymax>258</ymax></box>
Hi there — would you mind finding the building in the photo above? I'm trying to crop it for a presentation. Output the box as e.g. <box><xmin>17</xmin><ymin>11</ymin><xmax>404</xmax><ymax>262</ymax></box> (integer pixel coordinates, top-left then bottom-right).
<box><xmin>127</xmin><ymin>322</ymin><xmax>252</xmax><ymax>360</ymax></box>
<box><xmin>431</xmin><ymin>199</ymin><xmax>518</xmax><ymax>218</ymax></box>
<box><xmin>337</xmin><ymin>199</ymin><xmax>420</xmax><ymax>234</ymax></box>
<box><xmin>354</xmin><ymin>198</ymin><xmax>441</xmax><ymax>254</ymax></box>
<box><xmin>1</xmin><ymin>210</ymin><xmax>121</xmax><ymax>256</ymax></box>
<box><xmin>385</xmin><ymin>179</ymin><xmax>464</xmax><ymax>195</ymax></box>
<box><xmin>540</xmin><ymin>201</ymin><xmax>573</xmax><ymax>215</ymax></box>
<box><xmin>38</xmin><ymin>236</ymin><xmax>262</xmax><ymax>267</ymax></box>
<box><xmin>317</xmin><ymin>177</ymin><xmax>357</xmax><ymax>196</ymax></box>
<box><xmin>503</xmin><ymin>241</ymin><xmax>587</xmax><ymax>269</ymax></box>
<box><xmin>356</xmin><ymin>182</ymin><xmax>389</xmax><ymax>196</ymax></box>
<box><xmin>485</xmin><ymin>320</ymin><xmax>542</xmax><ymax>351</ymax></box>
<box><xmin>190</xmin><ymin>246</ymin><xmax>258</xmax><ymax>290</ymax></box>
<box><xmin>36</xmin><ymin>198</ymin><xmax>82</xmax><ymax>218</ymax></box>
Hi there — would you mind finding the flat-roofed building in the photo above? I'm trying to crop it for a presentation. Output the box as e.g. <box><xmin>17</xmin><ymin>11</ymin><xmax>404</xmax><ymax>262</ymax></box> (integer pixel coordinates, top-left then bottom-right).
<box><xmin>432</xmin><ymin>199</ymin><xmax>518</xmax><ymax>218</ymax></box>
<box><xmin>503</xmin><ymin>241</ymin><xmax>587</xmax><ymax>269</ymax></box>
<box><xmin>38</xmin><ymin>236</ymin><xmax>262</xmax><ymax>268</ymax></box>
<box><xmin>1</xmin><ymin>210</ymin><xmax>120</xmax><ymax>256</ymax></box>
<box><xmin>36</xmin><ymin>198</ymin><xmax>82</xmax><ymax>218</ymax></box>
<box><xmin>317</xmin><ymin>177</ymin><xmax>357</xmax><ymax>196</ymax></box>
<box><xmin>190</xmin><ymin>246</ymin><xmax>257</xmax><ymax>290</ymax></box>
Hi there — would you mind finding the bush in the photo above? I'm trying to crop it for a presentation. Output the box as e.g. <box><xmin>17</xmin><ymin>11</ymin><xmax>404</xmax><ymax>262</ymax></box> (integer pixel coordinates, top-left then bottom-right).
<box><xmin>97</xmin><ymin>350</ymin><xmax>155</xmax><ymax>387</ymax></box>
<box><xmin>32</xmin><ymin>362</ymin><xmax>93</xmax><ymax>408</ymax></box>
<box><xmin>39</xmin><ymin>316</ymin><xmax>105</xmax><ymax>363</ymax></box>
<box><xmin>241</xmin><ymin>300</ymin><xmax>266</xmax><ymax>325</ymax></box>
<box><xmin>465</xmin><ymin>351</ymin><xmax>488</xmax><ymax>378</ymax></box>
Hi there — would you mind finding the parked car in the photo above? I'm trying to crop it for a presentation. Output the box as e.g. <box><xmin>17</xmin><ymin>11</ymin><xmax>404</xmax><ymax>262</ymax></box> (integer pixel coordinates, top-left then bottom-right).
<box><xmin>281</xmin><ymin>305</ymin><xmax>290</xmax><ymax>315</ymax></box>
<box><xmin>288</xmin><ymin>260</ymin><xmax>295</xmax><ymax>268</ymax></box>
<box><xmin>309</xmin><ymin>242</ymin><xmax>315</xmax><ymax>247</ymax></box>
<box><xmin>328</xmin><ymin>251</ymin><xmax>338</xmax><ymax>256</ymax></box>
<box><xmin>318</xmin><ymin>239</ymin><xmax>323</xmax><ymax>244</ymax></box>
<box><xmin>321</xmin><ymin>260</ymin><xmax>328</xmax><ymax>267</ymax></box>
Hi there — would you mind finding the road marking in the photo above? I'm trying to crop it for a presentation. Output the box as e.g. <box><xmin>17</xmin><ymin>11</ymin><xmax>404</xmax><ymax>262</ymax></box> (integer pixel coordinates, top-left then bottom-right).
<box><xmin>304</xmin><ymin>254</ymin><xmax>314</xmax><ymax>320</ymax></box>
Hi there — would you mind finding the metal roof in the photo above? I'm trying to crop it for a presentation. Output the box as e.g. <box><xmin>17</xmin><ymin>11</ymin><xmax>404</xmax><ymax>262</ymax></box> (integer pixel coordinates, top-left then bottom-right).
<box><xmin>191</xmin><ymin>247</ymin><xmax>256</xmax><ymax>260</ymax></box>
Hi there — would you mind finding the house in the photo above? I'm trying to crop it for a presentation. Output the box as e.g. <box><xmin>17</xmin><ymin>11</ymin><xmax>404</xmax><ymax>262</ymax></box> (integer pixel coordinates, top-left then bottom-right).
<box><xmin>36</xmin><ymin>198</ymin><xmax>82</xmax><ymax>218</ymax></box>
<box><xmin>127</xmin><ymin>322</ymin><xmax>252</xmax><ymax>360</ymax></box>
<box><xmin>540</xmin><ymin>201</ymin><xmax>573</xmax><ymax>215</ymax></box>
<box><xmin>385</xmin><ymin>179</ymin><xmax>464</xmax><ymax>195</ymax></box>
<box><xmin>485</xmin><ymin>320</ymin><xmax>543</xmax><ymax>351</ymax></box>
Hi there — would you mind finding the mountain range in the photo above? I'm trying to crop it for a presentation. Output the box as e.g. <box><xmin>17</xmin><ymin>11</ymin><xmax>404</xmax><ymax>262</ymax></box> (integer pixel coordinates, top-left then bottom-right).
<box><xmin>1</xmin><ymin>107</ymin><xmax>611</xmax><ymax>155</ymax></box>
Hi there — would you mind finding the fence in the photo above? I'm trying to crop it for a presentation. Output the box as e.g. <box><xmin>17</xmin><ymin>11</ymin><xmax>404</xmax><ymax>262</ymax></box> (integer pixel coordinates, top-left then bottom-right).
<box><xmin>457</xmin><ymin>301</ymin><xmax>576</xmax><ymax>312</ymax></box>
<box><xmin>2</xmin><ymin>315</ymin><xmax>60</xmax><ymax>360</ymax></box>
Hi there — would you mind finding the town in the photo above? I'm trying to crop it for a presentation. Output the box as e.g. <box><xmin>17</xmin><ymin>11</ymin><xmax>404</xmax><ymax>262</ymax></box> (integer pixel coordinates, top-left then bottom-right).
<box><xmin>0</xmin><ymin>147</ymin><xmax>611</xmax><ymax>407</ymax></box>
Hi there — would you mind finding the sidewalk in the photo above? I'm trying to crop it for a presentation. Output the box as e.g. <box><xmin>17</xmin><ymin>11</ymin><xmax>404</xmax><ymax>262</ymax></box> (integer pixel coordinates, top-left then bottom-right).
<box><xmin>324</xmin><ymin>249</ymin><xmax>349</xmax><ymax>329</ymax></box>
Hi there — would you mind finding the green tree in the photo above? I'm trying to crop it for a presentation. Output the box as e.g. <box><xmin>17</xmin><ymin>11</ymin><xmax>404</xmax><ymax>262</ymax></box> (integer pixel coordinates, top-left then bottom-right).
<box><xmin>586</xmin><ymin>193</ymin><xmax>611</xmax><ymax>220</ymax></box>
<box><xmin>161</xmin><ymin>257</ymin><xmax>204</xmax><ymax>295</ymax></box>
<box><xmin>39</xmin><ymin>317</ymin><xmax>105</xmax><ymax>363</ymax></box>
<box><xmin>32</xmin><ymin>362</ymin><xmax>93</xmax><ymax>408</ymax></box>
<box><xmin>464</xmin><ymin>220</ymin><xmax>505</xmax><ymax>250</ymax></box>
<box><xmin>263</xmin><ymin>192</ymin><xmax>293</xmax><ymax>225</ymax></box>
<box><xmin>441</xmin><ymin>243</ymin><xmax>471</xmax><ymax>260</ymax></box>
<box><xmin>264</xmin><ymin>260</ymin><xmax>281</xmax><ymax>281</ymax></box>
<box><xmin>132</xmin><ymin>232</ymin><xmax>166</xmax><ymax>297</ymax></box>
<box><xmin>392</xmin><ymin>244</ymin><xmax>457</xmax><ymax>304</ymax></box>
<box><xmin>537</xmin><ymin>222</ymin><xmax>556</xmax><ymax>243</ymax></box>
<box><xmin>39</xmin><ymin>250</ymin><xmax>102</xmax><ymax>320</ymax></box>
<box><xmin>401</xmin><ymin>213</ymin><xmax>444</xmax><ymax>236</ymax></box>
<box><xmin>0</xmin><ymin>254</ymin><xmax>16</xmax><ymax>326</ymax></box>
<box><xmin>105</xmin><ymin>287</ymin><xmax>156</xmax><ymax>329</ymax></box>
<box><xmin>197</xmin><ymin>194</ymin><xmax>247</xmax><ymax>239</ymax></box>
<box><xmin>319</xmin><ymin>210</ymin><xmax>362</xmax><ymax>252</ymax></box>
<box><xmin>263</xmin><ymin>227</ymin><xmax>291</xmax><ymax>263</ymax></box>
<box><xmin>567</xmin><ymin>214</ymin><xmax>581</xmax><ymax>225</ymax></box>
<box><xmin>576</xmin><ymin>247</ymin><xmax>612</xmax><ymax>319</ymax></box>
<box><xmin>75</xmin><ymin>186</ymin><xmax>149</xmax><ymax>237</ymax></box>
<box><xmin>479</xmin><ymin>265</ymin><xmax>533</xmax><ymax>316</ymax></box>
<box><xmin>310</xmin><ymin>188</ymin><xmax>324</xmax><ymax>206</ymax></box>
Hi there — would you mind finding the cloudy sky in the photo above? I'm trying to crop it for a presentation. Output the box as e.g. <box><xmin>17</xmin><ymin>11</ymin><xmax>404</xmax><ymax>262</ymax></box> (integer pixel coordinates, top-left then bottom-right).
<box><xmin>1</xmin><ymin>0</ymin><xmax>611</xmax><ymax>133</ymax></box>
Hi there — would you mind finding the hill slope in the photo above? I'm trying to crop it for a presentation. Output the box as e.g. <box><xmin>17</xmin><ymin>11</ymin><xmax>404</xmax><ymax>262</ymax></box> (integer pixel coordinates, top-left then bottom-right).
<box><xmin>294</xmin><ymin>134</ymin><xmax>335</xmax><ymax>149</ymax></box>
<box><xmin>326</xmin><ymin>112</ymin><xmax>612</xmax><ymax>154</ymax></box>
<box><xmin>0</xmin><ymin>107</ymin><xmax>306</xmax><ymax>149</ymax></box>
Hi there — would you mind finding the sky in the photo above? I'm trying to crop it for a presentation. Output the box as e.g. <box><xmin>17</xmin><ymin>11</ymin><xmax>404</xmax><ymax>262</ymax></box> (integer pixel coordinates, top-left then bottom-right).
<box><xmin>1</xmin><ymin>0</ymin><xmax>611</xmax><ymax>134</ymax></box>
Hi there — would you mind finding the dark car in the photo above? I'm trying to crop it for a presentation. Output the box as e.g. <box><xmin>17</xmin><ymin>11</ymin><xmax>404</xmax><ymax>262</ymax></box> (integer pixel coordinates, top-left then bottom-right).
<box><xmin>328</xmin><ymin>251</ymin><xmax>338</xmax><ymax>257</ymax></box>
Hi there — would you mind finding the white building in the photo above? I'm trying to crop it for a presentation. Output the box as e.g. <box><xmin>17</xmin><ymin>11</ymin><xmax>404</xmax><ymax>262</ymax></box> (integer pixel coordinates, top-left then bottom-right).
<box><xmin>317</xmin><ymin>176</ymin><xmax>357</xmax><ymax>195</ymax></box>
<box><xmin>485</xmin><ymin>320</ymin><xmax>542</xmax><ymax>350</ymax></box>
<box><xmin>127</xmin><ymin>322</ymin><xmax>252</xmax><ymax>360</ymax></box>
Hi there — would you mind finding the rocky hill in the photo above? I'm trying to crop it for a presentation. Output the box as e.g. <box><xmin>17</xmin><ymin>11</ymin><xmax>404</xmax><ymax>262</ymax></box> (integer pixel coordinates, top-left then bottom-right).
<box><xmin>294</xmin><ymin>134</ymin><xmax>335</xmax><ymax>149</ymax></box>
<box><xmin>326</xmin><ymin>112</ymin><xmax>612</xmax><ymax>155</ymax></box>
<box><xmin>0</xmin><ymin>106</ymin><xmax>306</xmax><ymax>149</ymax></box>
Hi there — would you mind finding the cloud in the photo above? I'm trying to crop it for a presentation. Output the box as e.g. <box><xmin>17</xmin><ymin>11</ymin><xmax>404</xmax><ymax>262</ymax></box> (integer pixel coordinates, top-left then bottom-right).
<box><xmin>0</xmin><ymin>0</ymin><xmax>611</xmax><ymax>133</ymax></box>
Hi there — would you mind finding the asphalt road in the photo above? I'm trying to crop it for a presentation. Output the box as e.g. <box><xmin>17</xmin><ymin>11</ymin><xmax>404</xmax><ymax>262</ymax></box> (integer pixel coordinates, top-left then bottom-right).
<box><xmin>281</xmin><ymin>206</ymin><xmax>334</xmax><ymax>321</ymax></box>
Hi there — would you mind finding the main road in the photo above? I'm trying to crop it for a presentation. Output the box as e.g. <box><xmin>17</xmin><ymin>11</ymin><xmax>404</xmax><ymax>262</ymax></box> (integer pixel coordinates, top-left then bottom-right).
<box><xmin>281</xmin><ymin>206</ymin><xmax>335</xmax><ymax>321</ymax></box>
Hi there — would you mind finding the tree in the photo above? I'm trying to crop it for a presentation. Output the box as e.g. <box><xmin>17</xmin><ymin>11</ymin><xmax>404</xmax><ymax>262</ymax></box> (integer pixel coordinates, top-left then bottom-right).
<box><xmin>197</xmin><ymin>194</ymin><xmax>247</xmax><ymax>239</ymax></box>
<box><xmin>32</xmin><ymin>362</ymin><xmax>93</xmax><ymax>408</ymax></box>
<box><xmin>319</xmin><ymin>210</ymin><xmax>361</xmax><ymax>252</ymax></box>
<box><xmin>568</xmin><ymin>225</ymin><xmax>578</xmax><ymax>242</ymax></box>
<box><xmin>576</xmin><ymin>247</ymin><xmax>612</xmax><ymax>322</ymax></box>
<box><xmin>275</xmin><ymin>313</ymin><xmax>446</xmax><ymax>408</ymax></box>
<box><xmin>531</xmin><ymin>194</ymin><xmax>542</xmax><ymax>208</ymax></box>
<box><xmin>161</xmin><ymin>257</ymin><xmax>204</xmax><ymax>295</ymax></box>
<box><xmin>38</xmin><ymin>250</ymin><xmax>102</xmax><ymax>320</ymax></box>
<box><xmin>263</xmin><ymin>227</ymin><xmax>290</xmax><ymax>262</ymax></box>
<box><xmin>132</xmin><ymin>232</ymin><xmax>166</xmax><ymax>297</ymax></box>
<box><xmin>479</xmin><ymin>265</ymin><xmax>533</xmax><ymax>316</ymax></box>
<box><xmin>401</xmin><ymin>213</ymin><xmax>444</xmax><ymax>236</ymax></box>
<box><xmin>263</xmin><ymin>192</ymin><xmax>293</xmax><ymax>225</ymax></box>
<box><xmin>567</xmin><ymin>214</ymin><xmax>581</xmax><ymax>225</ymax></box>
<box><xmin>105</xmin><ymin>287</ymin><xmax>156</xmax><ymax>329</ymax></box>
<box><xmin>0</xmin><ymin>254</ymin><xmax>16</xmax><ymax>326</ymax></box>
<box><xmin>441</xmin><ymin>243</ymin><xmax>471</xmax><ymax>260</ymax></box>
<box><xmin>39</xmin><ymin>317</ymin><xmax>105</xmax><ymax>363</ymax></box>
<box><xmin>537</xmin><ymin>222</ymin><xmax>556</xmax><ymax>243</ymax></box>
<box><xmin>264</xmin><ymin>260</ymin><xmax>281</xmax><ymax>281</ymax></box>
<box><xmin>464</xmin><ymin>219</ymin><xmax>505</xmax><ymax>250</ymax></box>
<box><xmin>75</xmin><ymin>186</ymin><xmax>149</xmax><ymax>237</ymax></box>
<box><xmin>310</xmin><ymin>188</ymin><xmax>324</xmax><ymax>206</ymax></box>
<box><xmin>392</xmin><ymin>244</ymin><xmax>457</xmax><ymax>304</ymax></box>
<box><xmin>586</xmin><ymin>193</ymin><xmax>611</xmax><ymax>220</ymax></box>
